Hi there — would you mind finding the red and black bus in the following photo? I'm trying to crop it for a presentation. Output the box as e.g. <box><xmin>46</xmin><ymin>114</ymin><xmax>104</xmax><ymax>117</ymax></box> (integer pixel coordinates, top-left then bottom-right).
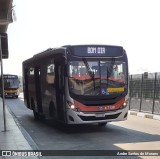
<box><xmin>23</xmin><ymin>45</ymin><xmax>129</xmax><ymax>126</ymax></box>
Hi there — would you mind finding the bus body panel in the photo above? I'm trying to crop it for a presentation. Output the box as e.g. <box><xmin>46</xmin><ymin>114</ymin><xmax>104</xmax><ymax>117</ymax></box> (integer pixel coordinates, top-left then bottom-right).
<box><xmin>23</xmin><ymin>52</ymin><xmax>67</xmax><ymax>122</ymax></box>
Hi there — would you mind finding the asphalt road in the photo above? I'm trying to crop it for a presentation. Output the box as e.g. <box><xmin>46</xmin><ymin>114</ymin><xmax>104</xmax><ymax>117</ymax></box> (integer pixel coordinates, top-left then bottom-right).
<box><xmin>5</xmin><ymin>93</ymin><xmax>160</xmax><ymax>159</ymax></box>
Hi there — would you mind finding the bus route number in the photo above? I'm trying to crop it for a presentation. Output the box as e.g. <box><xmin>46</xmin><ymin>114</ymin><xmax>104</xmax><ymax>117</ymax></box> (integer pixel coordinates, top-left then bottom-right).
<box><xmin>87</xmin><ymin>47</ymin><xmax>106</xmax><ymax>54</ymax></box>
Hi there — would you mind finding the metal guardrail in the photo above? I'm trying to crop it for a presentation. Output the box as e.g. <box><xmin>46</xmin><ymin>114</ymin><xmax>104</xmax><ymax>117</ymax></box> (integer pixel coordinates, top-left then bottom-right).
<box><xmin>129</xmin><ymin>72</ymin><xmax>160</xmax><ymax>115</ymax></box>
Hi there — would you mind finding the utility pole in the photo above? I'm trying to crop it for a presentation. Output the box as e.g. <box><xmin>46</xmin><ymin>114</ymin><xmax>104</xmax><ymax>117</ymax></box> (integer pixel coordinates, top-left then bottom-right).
<box><xmin>0</xmin><ymin>34</ymin><xmax>7</xmax><ymax>131</ymax></box>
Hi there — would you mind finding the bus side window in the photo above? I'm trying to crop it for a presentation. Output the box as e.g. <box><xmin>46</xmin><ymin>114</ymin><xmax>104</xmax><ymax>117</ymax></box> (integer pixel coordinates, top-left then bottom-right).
<box><xmin>46</xmin><ymin>64</ymin><xmax>55</xmax><ymax>84</ymax></box>
<box><xmin>30</xmin><ymin>68</ymin><xmax>34</xmax><ymax>75</ymax></box>
<box><xmin>29</xmin><ymin>68</ymin><xmax>34</xmax><ymax>82</ymax></box>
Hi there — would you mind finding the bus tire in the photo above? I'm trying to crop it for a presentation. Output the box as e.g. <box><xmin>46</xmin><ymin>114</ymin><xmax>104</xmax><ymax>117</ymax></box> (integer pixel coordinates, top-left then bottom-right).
<box><xmin>33</xmin><ymin>110</ymin><xmax>40</xmax><ymax>120</ymax></box>
<box><xmin>31</xmin><ymin>99</ymin><xmax>39</xmax><ymax>120</ymax></box>
<box><xmin>98</xmin><ymin>122</ymin><xmax>107</xmax><ymax>127</ymax></box>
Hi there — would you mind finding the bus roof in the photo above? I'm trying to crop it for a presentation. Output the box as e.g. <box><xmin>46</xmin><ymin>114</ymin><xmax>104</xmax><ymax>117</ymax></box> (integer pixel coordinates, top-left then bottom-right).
<box><xmin>23</xmin><ymin>45</ymin><xmax>126</xmax><ymax>64</ymax></box>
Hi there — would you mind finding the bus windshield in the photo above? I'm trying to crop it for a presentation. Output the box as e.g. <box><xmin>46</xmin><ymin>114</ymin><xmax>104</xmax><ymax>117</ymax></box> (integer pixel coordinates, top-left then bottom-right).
<box><xmin>68</xmin><ymin>58</ymin><xmax>127</xmax><ymax>96</ymax></box>
<box><xmin>4</xmin><ymin>78</ymin><xmax>19</xmax><ymax>89</ymax></box>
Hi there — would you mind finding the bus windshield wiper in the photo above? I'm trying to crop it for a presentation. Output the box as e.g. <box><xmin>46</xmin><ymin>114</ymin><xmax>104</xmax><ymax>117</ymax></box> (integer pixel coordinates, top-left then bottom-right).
<box><xmin>82</xmin><ymin>58</ymin><xmax>95</xmax><ymax>90</ymax></box>
<box><xmin>106</xmin><ymin>58</ymin><xmax>115</xmax><ymax>87</ymax></box>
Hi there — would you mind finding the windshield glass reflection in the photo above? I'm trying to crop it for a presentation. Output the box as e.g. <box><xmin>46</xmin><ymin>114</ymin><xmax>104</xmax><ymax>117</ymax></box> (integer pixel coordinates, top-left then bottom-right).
<box><xmin>68</xmin><ymin>59</ymin><xmax>127</xmax><ymax>96</ymax></box>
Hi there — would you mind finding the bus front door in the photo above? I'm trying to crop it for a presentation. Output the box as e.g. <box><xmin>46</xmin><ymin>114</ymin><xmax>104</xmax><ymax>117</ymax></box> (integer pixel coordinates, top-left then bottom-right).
<box><xmin>24</xmin><ymin>69</ymin><xmax>30</xmax><ymax>108</ymax></box>
<box><xmin>55</xmin><ymin>59</ymin><xmax>66</xmax><ymax>122</ymax></box>
<box><xmin>34</xmin><ymin>67</ymin><xmax>43</xmax><ymax>114</ymax></box>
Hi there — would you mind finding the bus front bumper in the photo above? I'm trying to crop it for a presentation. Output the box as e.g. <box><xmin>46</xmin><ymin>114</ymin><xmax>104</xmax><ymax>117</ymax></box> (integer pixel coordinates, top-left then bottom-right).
<box><xmin>66</xmin><ymin>106</ymin><xmax>128</xmax><ymax>124</ymax></box>
<box><xmin>4</xmin><ymin>90</ymin><xmax>19</xmax><ymax>98</ymax></box>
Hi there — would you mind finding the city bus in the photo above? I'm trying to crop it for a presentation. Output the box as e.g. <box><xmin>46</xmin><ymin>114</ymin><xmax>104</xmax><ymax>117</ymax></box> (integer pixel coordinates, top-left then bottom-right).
<box><xmin>0</xmin><ymin>74</ymin><xmax>20</xmax><ymax>98</ymax></box>
<box><xmin>23</xmin><ymin>45</ymin><xmax>129</xmax><ymax>126</ymax></box>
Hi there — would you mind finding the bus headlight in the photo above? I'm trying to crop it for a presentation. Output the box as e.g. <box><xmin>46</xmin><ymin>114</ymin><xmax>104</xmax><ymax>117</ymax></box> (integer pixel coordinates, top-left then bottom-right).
<box><xmin>123</xmin><ymin>101</ymin><xmax>127</xmax><ymax>107</ymax></box>
<box><xmin>67</xmin><ymin>101</ymin><xmax>79</xmax><ymax>112</ymax></box>
<box><xmin>70</xmin><ymin>104</ymin><xmax>76</xmax><ymax>109</ymax></box>
<box><xmin>120</xmin><ymin>100</ymin><xmax>128</xmax><ymax>109</ymax></box>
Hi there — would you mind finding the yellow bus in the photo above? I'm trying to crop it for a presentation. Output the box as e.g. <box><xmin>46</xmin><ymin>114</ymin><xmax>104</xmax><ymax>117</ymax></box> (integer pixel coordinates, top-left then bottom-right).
<box><xmin>0</xmin><ymin>74</ymin><xmax>20</xmax><ymax>98</ymax></box>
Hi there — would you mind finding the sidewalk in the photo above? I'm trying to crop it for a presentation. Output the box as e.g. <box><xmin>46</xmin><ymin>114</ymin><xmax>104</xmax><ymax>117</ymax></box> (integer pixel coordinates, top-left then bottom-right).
<box><xmin>0</xmin><ymin>98</ymin><xmax>39</xmax><ymax>159</ymax></box>
<box><xmin>129</xmin><ymin>110</ymin><xmax>160</xmax><ymax>121</ymax></box>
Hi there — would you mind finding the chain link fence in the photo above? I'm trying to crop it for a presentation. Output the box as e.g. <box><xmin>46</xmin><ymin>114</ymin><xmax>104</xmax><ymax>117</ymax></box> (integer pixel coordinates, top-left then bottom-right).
<box><xmin>129</xmin><ymin>72</ymin><xmax>160</xmax><ymax>115</ymax></box>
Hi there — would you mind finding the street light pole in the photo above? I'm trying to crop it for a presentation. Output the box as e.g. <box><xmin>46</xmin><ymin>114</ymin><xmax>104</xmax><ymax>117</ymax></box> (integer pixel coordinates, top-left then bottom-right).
<box><xmin>0</xmin><ymin>34</ymin><xmax>7</xmax><ymax>131</ymax></box>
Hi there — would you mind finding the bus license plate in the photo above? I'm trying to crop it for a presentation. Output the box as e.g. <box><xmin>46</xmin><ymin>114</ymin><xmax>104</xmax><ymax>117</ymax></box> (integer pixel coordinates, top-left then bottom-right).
<box><xmin>96</xmin><ymin>114</ymin><xmax>105</xmax><ymax>117</ymax></box>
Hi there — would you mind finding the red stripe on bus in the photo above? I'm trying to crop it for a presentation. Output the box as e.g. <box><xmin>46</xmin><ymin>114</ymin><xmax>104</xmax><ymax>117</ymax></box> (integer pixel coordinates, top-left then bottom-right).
<box><xmin>74</xmin><ymin>98</ymin><xmax>125</xmax><ymax>112</ymax></box>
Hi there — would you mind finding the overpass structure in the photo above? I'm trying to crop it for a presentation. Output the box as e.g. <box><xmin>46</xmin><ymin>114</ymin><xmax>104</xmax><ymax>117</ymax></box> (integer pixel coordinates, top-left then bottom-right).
<box><xmin>0</xmin><ymin>0</ymin><xmax>14</xmax><ymax>131</ymax></box>
<box><xmin>0</xmin><ymin>0</ymin><xmax>13</xmax><ymax>33</ymax></box>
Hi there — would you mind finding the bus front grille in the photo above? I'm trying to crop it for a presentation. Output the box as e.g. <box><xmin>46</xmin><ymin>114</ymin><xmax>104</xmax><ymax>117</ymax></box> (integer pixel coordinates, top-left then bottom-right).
<box><xmin>78</xmin><ymin>112</ymin><xmax>121</xmax><ymax>121</ymax></box>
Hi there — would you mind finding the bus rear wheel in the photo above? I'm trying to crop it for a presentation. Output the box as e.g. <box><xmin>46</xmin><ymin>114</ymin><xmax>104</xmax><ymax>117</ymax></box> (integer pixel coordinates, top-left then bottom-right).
<box><xmin>33</xmin><ymin>110</ymin><xmax>40</xmax><ymax>120</ymax></box>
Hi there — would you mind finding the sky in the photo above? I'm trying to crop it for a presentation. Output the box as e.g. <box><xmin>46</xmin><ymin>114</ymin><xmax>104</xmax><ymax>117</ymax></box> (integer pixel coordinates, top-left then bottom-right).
<box><xmin>3</xmin><ymin>0</ymin><xmax>160</xmax><ymax>75</ymax></box>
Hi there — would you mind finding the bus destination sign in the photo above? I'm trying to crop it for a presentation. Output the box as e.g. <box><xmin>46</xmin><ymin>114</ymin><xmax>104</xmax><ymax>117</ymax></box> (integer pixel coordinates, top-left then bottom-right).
<box><xmin>69</xmin><ymin>45</ymin><xmax>123</xmax><ymax>57</ymax></box>
<box><xmin>87</xmin><ymin>47</ymin><xmax>105</xmax><ymax>54</ymax></box>
<box><xmin>4</xmin><ymin>75</ymin><xmax>17</xmax><ymax>79</ymax></box>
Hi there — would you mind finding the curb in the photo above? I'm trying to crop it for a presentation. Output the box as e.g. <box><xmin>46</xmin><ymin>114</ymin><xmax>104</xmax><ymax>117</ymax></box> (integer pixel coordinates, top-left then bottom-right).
<box><xmin>129</xmin><ymin>111</ymin><xmax>160</xmax><ymax>121</ymax></box>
